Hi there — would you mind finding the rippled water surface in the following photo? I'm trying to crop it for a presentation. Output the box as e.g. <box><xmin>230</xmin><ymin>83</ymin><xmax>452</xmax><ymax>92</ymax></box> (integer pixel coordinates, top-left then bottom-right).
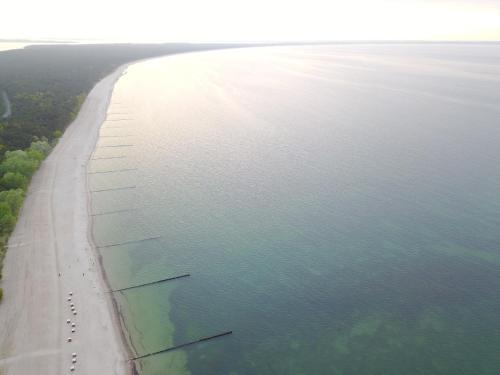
<box><xmin>89</xmin><ymin>44</ymin><xmax>500</xmax><ymax>375</ymax></box>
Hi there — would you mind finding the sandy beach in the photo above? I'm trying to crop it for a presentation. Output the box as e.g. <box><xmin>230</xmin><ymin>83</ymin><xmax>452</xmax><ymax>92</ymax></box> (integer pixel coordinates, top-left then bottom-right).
<box><xmin>0</xmin><ymin>66</ymin><xmax>131</xmax><ymax>374</ymax></box>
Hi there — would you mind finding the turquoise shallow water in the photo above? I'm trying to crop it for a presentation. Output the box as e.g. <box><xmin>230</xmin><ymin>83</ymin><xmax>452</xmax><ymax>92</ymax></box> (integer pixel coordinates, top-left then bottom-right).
<box><xmin>89</xmin><ymin>44</ymin><xmax>500</xmax><ymax>374</ymax></box>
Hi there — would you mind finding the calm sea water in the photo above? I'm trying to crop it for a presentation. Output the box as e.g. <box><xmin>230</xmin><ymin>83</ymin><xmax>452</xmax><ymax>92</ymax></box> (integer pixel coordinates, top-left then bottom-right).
<box><xmin>89</xmin><ymin>44</ymin><xmax>500</xmax><ymax>375</ymax></box>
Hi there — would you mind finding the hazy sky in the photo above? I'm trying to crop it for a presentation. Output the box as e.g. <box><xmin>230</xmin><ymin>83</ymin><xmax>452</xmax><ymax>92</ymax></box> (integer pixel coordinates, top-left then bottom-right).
<box><xmin>2</xmin><ymin>0</ymin><xmax>500</xmax><ymax>42</ymax></box>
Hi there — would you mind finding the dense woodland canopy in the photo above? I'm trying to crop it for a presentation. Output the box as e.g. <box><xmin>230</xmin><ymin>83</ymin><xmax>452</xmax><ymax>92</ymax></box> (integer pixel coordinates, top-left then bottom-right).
<box><xmin>0</xmin><ymin>43</ymin><xmax>245</xmax><ymax>295</ymax></box>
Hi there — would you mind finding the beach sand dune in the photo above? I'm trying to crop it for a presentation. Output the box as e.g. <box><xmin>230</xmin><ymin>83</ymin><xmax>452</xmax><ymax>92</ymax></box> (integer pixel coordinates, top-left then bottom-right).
<box><xmin>0</xmin><ymin>66</ymin><xmax>130</xmax><ymax>374</ymax></box>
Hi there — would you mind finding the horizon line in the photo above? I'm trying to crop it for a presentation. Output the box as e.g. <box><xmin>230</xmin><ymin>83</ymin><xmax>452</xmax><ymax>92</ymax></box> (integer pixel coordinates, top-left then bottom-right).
<box><xmin>2</xmin><ymin>38</ymin><xmax>500</xmax><ymax>45</ymax></box>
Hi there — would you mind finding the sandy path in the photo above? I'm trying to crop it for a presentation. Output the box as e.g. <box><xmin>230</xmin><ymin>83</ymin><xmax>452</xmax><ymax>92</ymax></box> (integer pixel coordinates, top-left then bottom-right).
<box><xmin>1</xmin><ymin>91</ymin><xmax>11</xmax><ymax>119</ymax></box>
<box><xmin>0</xmin><ymin>66</ymin><xmax>131</xmax><ymax>374</ymax></box>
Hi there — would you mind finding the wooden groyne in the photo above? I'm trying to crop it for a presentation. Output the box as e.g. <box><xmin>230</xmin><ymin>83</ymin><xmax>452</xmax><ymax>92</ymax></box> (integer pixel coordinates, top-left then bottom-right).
<box><xmin>88</xmin><ymin>168</ymin><xmax>137</xmax><ymax>174</ymax></box>
<box><xmin>96</xmin><ymin>144</ymin><xmax>134</xmax><ymax>148</ymax></box>
<box><xmin>91</xmin><ymin>208</ymin><xmax>138</xmax><ymax>216</ymax></box>
<box><xmin>111</xmin><ymin>274</ymin><xmax>190</xmax><ymax>292</ymax></box>
<box><xmin>90</xmin><ymin>185</ymin><xmax>136</xmax><ymax>193</ymax></box>
<box><xmin>91</xmin><ymin>156</ymin><xmax>127</xmax><ymax>160</ymax></box>
<box><xmin>99</xmin><ymin>135</ymin><xmax>133</xmax><ymax>138</ymax></box>
<box><xmin>130</xmin><ymin>331</ymin><xmax>233</xmax><ymax>361</ymax></box>
<box><xmin>97</xmin><ymin>236</ymin><xmax>161</xmax><ymax>249</ymax></box>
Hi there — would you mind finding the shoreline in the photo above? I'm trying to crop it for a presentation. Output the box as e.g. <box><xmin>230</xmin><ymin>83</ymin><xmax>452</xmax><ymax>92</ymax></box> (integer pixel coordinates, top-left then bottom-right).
<box><xmin>85</xmin><ymin>64</ymin><xmax>138</xmax><ymax>375</ymax></box>
<box><xmin>0</xmin><ymin>63</ymin><xmax>133</xmax><ymax>374</ymax></box>
<box><xmin>85</xmin><ymin>66</ymin><xmax>139</xmax><ymax>374</ymax></box>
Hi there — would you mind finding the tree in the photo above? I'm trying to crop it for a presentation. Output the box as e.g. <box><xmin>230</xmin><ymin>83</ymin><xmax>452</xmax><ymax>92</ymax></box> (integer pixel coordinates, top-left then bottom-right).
<box><xmin>0</xmin><ymin>202</ymin><xmax>15</xmax><ymax>234</ymax></box>
<box><xmin>0</xmin><ymin>189</ymin><xmax>24</xmax><ymax>215</ymax></box>
<box><xmin>1</xmin><ymin>172</ymin><xmax>28</xmax><ymax>190</ymax></box>
<box><xmin>0</xmin><ymin>150</ymin><xmax>39</xmax><ymax>177</ymax></box>
<box><xmin>29</xmin><ymin>138</ymin><xmax>51</xmax><ymax>158</ymax></box>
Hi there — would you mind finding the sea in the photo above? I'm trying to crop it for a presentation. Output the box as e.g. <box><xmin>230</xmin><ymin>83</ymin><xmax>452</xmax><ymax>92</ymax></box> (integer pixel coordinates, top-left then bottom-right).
<box><xmin>88</xmin><ymin>43</ymin><xmax>500</xmax><ymax>375</ymax></box>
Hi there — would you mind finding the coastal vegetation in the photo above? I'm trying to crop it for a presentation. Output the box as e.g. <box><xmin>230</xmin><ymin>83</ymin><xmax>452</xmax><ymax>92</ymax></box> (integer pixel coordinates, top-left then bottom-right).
<box><xmin>0</xmin><ymin>43</ymin><xmax>241</xmax><ymax>299</ymax></box>
<box><xmin>0</xmin><ymin>137</ymin><xmax>53</xmax><ymax>281</ymax></box>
